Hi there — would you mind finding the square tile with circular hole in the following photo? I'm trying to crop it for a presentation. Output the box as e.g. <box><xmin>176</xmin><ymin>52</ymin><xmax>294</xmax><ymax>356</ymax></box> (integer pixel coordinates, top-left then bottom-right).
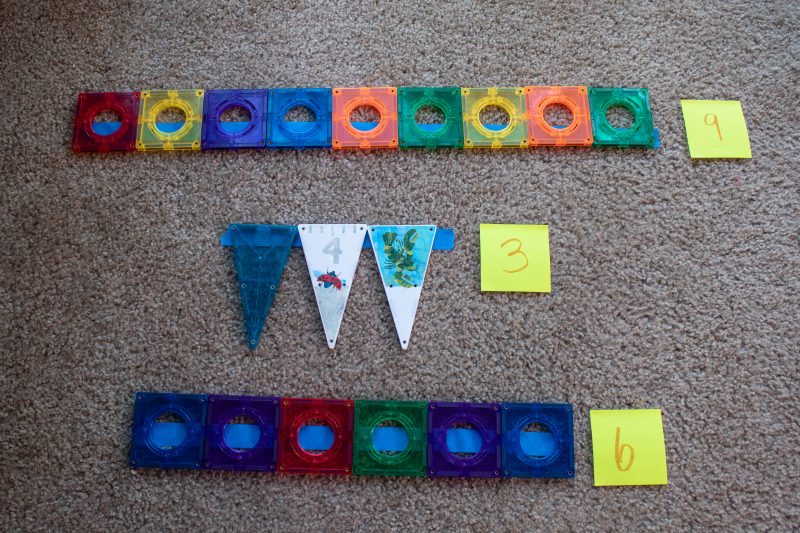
<box><xmin>398</xmin><ymin>87</ymin><xmax>463</xmax><ymax>149</ymax></box>
<box><xmin>72</xmin><ymin>91</ymin><xmax>141</xmax><ymax>152</ymax></box>
<box><xmin>201</xmin><ymin>89</ymin><xmax>267</xmax><ymax>149</ymax></box>
<box><xmin>137</xmin><ymin>89</ymin><xmax>205</xmax><ymax>151</ymax></box>
<box><xmin>204</xmin><ymin>394</ymin><xmax>280</xmax><ymax>471</ymax></box>
<box><xmin>500</xmin><ymin>402</ymin><xmax>574</xmax><ymax>478</ymax></box>
<box><xmin>277</xmin><ymin>397</ymin><xmax>354</xmax><ymax>475</ymax></box>
<box><xmin>128</xmin><ymin>392</ymin><xmax>208</xmax><ymax>469</ymax></box>
<box><xmin>427</xmin><ymin>402</ymin><xmax>502</xmax><ymax>478</ymax></box>
<box><xmin>353</xmin><ymin>400</ymin><xmax>428</xmax><ymax>477</ymax></box>
<box><xmin>461</xmin><ymin>87</ymin><xmax>528</xmax><ymax>148</ymax></box>
<box><xmin>588</xmin><ymin>87</ymin><xmax>655</xmax><ymax>147</ymax></box>
<box><xmin>266</xmin><ymin>88</ymin><xmax>332</xmax><ymax>148</ymax></box>
<box><xmin>525</xmin><ymin>86</ymin><xmax>593</xmax><ymax>147</ymax></box>
<box><xmin>331</xmin><ymin>87</ymin><xmax>398</xmax><ymax>150</ymax></box>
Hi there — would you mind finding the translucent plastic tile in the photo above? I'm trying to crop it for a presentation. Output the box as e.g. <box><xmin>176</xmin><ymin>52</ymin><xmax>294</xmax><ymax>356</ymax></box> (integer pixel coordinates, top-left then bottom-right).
<box><xmin>461</xmin><ymin>87</ymin><xmax>528</xmax><ymax>148</ymax></box>
<box><xmin>353</xmin><ymin>400</ymin><xmax>428</xmax><ymax>477</ymax></box>
<box><xmin>397</xmin><ymin>87</ymin><xmax>463</xmax><ymax>149</ymax></box>
<box><xmin>72</xmin><ymin>91</ymin><xmax>140</xmax><ymax>152</ymax></box>
<box><xmin>501</xmin><ymin>402</ymin><xmax>575</xmax><ymax>478</ymax></box>
<box><xmin>201</xmin><ymin>89</ymin><xmax>268</xmax><ymax>149</ymax></box>
<box><xmin>332</xmin><ymin>87</ymin><xmax>398</xmax><ymax>150</ymax></box>
<box><xmin>204</xmin><ymin>395</ymin><xmax>280</xmax><ymax>471</ymax></box>
<box><xmin>427</xmin><ymin>402</ymin><xmax>501</xmax><ymax>478</ymax></box>
<box><xmin>587</xmin><ymin>87</ymin><xmax>655</xmax><ymax>147</ymax></box>
<box><xmin>137</xmin><ymin>89</ymin><xmax>204</xmax><ymax>151</ymax></box>
<box><xmin>266</xmin><ymin>88</ymin><xmax>332</xmax><ymax>148</ymax></box>
<box><xmin>277</xmin><ymin>398</ymin><xmax>354</xmax><ymax>475</ymax></box>
<box><xmin>128</xmin><ymin>392</ymin><xmax>207</xmax><ymax>469</ymax></box>
<box><xmin>525</xmin><ymin>86</ymin><xmax>593</xmax><ymax>146</ymax></box>
<box><xmin>229</xmin><ymin>224</ymin><xmax>296</xmax><ymax>349</ymax></box>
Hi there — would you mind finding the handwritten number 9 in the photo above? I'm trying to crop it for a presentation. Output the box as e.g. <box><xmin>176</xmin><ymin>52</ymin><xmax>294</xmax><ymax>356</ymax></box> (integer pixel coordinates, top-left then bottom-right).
<box><xmin>501</xmin><ymin>238</ymin><xmax>528</xmax><ymax>273</ymax></box>
<box><xmin>704</xmin><ymin>113</ymin><xmax>722</xmax><ymax>141</ymax></box>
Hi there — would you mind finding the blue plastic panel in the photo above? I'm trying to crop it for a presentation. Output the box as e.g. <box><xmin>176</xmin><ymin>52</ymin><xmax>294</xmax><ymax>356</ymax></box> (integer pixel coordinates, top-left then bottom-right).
<box><xmin>224</xmin><ymin>424</ymin><xmax>261</xmax><ymax>448</ymax></box>
<box><xmin>297</xmin><ymin>425</ymin><xmax>335</xmax><ymax>450</ymax></box>
<box><xmin>220</xmin><ymin>225</ymin><xmax>455</xmax><ymax>251</ymax></box>
<box><xmin>149</xmin><ymin>423</ymin><xmax>554</xmax><ymax>456</ymax></box>
<box><xmin>93</xmin><ymin>124</ymin><xmax>659</xmax><ymax>148</ymax></box>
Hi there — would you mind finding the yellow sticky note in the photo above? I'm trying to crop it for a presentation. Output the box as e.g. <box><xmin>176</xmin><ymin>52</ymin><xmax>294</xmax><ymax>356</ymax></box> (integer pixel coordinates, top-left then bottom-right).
<box><xmin>590</xmin><ymin>409</ymin><xmax>668</xmax><ymax>486</ymax></box>
<box><xmin>480</xmin><ymin>224</ymin><xmax>551</xmax><ymax>292</ymax></box>
<box><xmin>681</xmin><ymin>100</ymin><xmax>751</xmax><ymax>158</ymax></box>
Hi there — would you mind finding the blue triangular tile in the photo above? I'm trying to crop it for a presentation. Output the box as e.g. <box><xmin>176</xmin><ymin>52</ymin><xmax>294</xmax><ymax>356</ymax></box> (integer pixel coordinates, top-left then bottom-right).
<box><xmin>229</xmin><ymin>224</ymin><xmax>296</xmax><ymax>349</ymax></box>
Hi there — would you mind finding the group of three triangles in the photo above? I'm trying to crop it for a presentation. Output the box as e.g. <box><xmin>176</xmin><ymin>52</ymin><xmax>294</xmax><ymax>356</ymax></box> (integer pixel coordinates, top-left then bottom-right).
<box><xmin>225</xmin><ymin>223</ymin><xmax>440</xmax><ymax>350</ymax></box>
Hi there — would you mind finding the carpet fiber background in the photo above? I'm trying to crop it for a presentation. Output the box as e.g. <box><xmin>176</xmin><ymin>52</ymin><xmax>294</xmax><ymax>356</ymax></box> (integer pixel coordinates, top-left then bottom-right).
<box><xmin>1</xmin><ymin>0</ymin><xmax>798</xmax><ymax>530</ymax></box>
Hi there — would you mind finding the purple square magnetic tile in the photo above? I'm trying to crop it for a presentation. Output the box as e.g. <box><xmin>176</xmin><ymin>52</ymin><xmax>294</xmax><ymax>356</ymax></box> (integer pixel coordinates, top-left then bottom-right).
<box><xmin>204</xmin><ymin>395</ymin><xmax>280</xmax><ymax>471</ymax></box>
<box><xmin>201</xmin><ymin>89</ymin><xmax>268</xmax><ymax>149</ymax></box>
<box><xmin>427</xmin><ymin>402</ymin><xmax>501</xmax><ymax>478</ymax></box>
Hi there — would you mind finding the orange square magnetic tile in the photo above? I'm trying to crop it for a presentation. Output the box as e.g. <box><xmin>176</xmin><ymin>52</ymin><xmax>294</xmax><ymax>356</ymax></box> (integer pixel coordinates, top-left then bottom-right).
<box><xmin>332</xmin><ymin>87</ymin><xmax>398</xmax><ymax>150</ymax></box>
<box><xmin>525</xmin><ymin>86</ymin><xmax>593</xmax><ymax>146</ymax></box>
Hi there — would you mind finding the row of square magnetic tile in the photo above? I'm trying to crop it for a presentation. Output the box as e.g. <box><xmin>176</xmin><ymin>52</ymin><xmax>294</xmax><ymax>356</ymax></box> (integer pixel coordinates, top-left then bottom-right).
<box><xmin>129</xmin><ymin>392</ymin><xmax>574</xmax><ymax>478</ymax></box>
<box><xmin>72</xmin><ymin>86</ymin><xmax>656</xmax><ymax>152</ymax></box>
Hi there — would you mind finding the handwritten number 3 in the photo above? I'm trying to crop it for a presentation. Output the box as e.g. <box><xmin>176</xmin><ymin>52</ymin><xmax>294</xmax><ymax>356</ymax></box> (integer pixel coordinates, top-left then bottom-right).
<box><xmin>501</xmin><ymin>238</ymin><xmax>528</xmax><ymax>273</ymax></box>
<box><xmin>704</xmin><ymin>113</ymin><xmax>723</xmax><ymax>141</ymax></box>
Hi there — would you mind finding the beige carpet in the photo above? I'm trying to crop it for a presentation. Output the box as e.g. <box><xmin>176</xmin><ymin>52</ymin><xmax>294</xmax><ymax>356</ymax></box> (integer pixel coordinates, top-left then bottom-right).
<box><xmin>1</xmin><ymin>0</ymin><xmax>798</xmax><ymax>530</ymax></box>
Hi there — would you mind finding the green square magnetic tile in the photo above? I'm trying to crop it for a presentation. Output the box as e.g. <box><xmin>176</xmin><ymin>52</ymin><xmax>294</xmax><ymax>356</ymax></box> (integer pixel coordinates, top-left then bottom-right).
<box><xmin>587</xmin><ymin>87</ymin><xmax>655</xmax><ymax>148</ymax></box>
<box><xmin>352</xmin><ymin>400</ymin><xmax>428</xmax><ymax>477</ymax></box>
<box><xmin>398</xmin><ymin>87</ymin><xmax>463</xmax><ymax>149</ymax></box>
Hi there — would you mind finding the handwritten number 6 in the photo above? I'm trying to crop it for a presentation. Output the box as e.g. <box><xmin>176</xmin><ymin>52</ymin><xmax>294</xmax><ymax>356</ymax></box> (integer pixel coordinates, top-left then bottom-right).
<box><xmin>704</xmin><ymin>113</ymin><xmax>723</xmax><ymax>141</ymax></box>
<box><xmin>501</xmin><ymin>238</ymin><xmax>528</xmax><ymax>273</ymax></box>
<box><xmin>614</xmin><ymin>426</ymin><xmax>635</xmax><ymax>471</ymax></box>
